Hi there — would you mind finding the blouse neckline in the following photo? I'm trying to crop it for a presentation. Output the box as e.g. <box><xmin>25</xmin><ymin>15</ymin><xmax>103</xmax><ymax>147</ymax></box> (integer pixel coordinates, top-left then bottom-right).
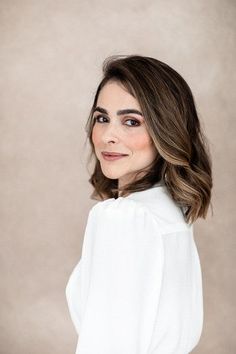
<box><xmin>118</xmin><ymin>180</ymin><xmax>166</xmax><ymax>200</ymax></box>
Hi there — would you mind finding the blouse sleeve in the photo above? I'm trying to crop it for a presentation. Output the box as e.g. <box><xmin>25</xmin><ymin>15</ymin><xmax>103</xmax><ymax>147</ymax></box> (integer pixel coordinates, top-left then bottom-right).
<box><xmin>65</xmin><ymin>258</ymin><xmax>82</xmax><ymax>334</ymax></box>
<box><xmin>76</xmin><ymin>198</ymin><xmax>165</xmax><ymax>354</ymax></box>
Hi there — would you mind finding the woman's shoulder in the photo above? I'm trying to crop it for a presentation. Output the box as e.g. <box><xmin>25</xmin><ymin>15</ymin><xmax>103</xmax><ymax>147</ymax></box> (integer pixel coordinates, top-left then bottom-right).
<box><xmin>89</xmin><ymin>195</ymin><xmax>146</xmax><ymax>219</ymax></box>
<box><xmin>89</xmin><ymin>185</ymin><xmax>191</xmax><ymax>234</ymax></box>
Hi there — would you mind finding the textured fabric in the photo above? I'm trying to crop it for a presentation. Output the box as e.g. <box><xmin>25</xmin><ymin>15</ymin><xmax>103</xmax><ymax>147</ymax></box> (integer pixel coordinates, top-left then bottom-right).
<box><xmin>65</xmin><ymin>183</ymin><xmax>203</xmax><ymax>354</ymax></box>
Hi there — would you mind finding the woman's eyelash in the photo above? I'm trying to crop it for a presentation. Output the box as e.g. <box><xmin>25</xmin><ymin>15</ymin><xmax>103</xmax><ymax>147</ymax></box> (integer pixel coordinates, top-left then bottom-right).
<box><xmin>93</xmin><ymin>115</ymin><xmax>140</xmax><ymax>126</ymax></box>
<box><xmin>93</xmin><ymin>115</ymin><xmax>106</xmax><ymax>123</ymax></box>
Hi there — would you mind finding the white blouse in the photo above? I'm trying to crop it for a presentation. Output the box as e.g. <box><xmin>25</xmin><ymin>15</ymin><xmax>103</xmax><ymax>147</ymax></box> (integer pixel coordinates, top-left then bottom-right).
<box><xmin>65</xmin><ymin>182</ymin><xmax>203</xmax><ymax>354</ymax></box>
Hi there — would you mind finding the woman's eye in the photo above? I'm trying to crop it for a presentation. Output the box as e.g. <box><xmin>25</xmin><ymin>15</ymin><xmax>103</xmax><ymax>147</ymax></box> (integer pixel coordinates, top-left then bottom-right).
<box><xmin>93</xmin><ymin>115</ymin><xmax>140</xmax><ymax>127</ymax></box>
<box><xmin>125</xmin><ymin>119</ymin><xmax>140</xmax><ymax>126</ymax></box>
<box><xmin>94</xmin><ymin>115</ymin><xmax>108</xmax><ymax>123</ymax></box>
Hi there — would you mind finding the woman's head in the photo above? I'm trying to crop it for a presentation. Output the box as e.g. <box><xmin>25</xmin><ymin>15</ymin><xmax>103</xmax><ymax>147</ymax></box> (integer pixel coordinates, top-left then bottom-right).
<box><xmin>85</xmin><ymin>54</ymin><xmax>213</xmax><ymax>224</ymax></box>
<box><xmin>91</xmin><ymin>80</ymin><xmax>158</xmax><ymax>190</ymax></box>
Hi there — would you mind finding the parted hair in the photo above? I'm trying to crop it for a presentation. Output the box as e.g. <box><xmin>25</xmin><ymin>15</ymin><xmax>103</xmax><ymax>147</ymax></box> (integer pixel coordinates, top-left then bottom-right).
<box><xmin>84</xmin><ymin>54</ymin><xmax>213</xmax><ymax>224</ymax></box>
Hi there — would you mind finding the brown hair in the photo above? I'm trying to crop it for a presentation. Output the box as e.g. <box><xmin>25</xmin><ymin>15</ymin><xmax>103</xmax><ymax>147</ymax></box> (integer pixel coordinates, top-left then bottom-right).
<box><xmin>84</xmin><ymin>54</ymin><xmax>213</xmax><ymax>224</ymax></box>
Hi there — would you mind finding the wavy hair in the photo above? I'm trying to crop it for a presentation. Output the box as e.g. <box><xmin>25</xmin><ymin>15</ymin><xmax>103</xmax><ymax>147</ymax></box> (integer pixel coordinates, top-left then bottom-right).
<box><xmin>84</xmin><ymin>54</ymin><xmax>213</xmax><ymax>224</ymax></box>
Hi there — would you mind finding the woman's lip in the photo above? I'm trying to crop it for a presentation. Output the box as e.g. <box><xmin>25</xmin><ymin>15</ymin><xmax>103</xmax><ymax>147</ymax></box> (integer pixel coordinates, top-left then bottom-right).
<box><xmin>101</xmin><ymin>152</ymin><xmax>128</xmax><ymax>161</ymax></box>
<box><xmin>102</xmin><ymin>152</ymin><xmax>128</xmax><ymax>156</ymax></box>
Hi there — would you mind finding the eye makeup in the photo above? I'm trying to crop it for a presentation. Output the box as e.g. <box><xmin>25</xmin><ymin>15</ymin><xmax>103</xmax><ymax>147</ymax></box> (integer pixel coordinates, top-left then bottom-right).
<box><xmin>93</xmin><ymin>114</ymin><xmax>141</xmax><ymax>127</ymax></box>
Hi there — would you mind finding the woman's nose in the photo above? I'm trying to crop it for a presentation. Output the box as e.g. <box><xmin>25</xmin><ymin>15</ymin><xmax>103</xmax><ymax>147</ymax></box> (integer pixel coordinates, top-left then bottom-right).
<box><xmin>101</xmin><ymin>122</ymin><xmax>120</xmax><ymax>143</ymax></box>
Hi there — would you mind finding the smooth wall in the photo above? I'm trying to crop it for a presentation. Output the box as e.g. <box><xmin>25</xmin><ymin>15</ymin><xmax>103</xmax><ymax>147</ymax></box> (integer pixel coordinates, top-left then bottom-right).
<box><xmin>0</xmin><ymin>0</ymin><xmax>235</xmax><ymax>353</ymax></box>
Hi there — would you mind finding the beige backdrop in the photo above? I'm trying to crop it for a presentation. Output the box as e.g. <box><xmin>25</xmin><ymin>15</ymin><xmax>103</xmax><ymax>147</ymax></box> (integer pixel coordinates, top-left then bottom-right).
<box><xmin>0</xmin><ymin>0</ymin><xmax>235</xmax><ymax>353</ymax></box>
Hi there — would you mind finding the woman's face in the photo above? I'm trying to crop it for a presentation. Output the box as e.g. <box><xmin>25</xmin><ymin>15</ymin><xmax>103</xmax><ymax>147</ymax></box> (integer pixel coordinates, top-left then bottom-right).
<box><xmin>91</xmin><ymin>80</ymin><xmax>157</xmax><ymax>189</ymax></box>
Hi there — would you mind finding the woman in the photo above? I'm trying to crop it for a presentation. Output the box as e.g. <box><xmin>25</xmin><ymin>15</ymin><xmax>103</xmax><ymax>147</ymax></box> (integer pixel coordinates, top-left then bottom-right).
<box><xmin>65</xmin><ymin>54</ymin><xmax>213</xmax><ymax>354</ymax></box>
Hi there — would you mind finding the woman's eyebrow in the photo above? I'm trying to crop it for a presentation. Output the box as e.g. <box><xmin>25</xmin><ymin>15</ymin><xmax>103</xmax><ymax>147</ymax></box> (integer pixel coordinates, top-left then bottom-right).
<box><xmin>93</xmin><ymin>106</ymin><xmax>143</xmax><ymax>117</ymax></box>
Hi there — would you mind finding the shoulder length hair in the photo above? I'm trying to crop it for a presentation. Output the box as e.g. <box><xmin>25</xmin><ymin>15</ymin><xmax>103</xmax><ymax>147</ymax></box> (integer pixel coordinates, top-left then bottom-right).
<box><xmin>84</xmin><ymin>54</ymin><xmax>213</xmax><ymax>225</ymax></box>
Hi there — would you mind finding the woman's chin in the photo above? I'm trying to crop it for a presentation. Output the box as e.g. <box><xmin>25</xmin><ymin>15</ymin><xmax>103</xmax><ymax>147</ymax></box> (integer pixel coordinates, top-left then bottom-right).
<box><xmin>101</xmin><ymin>170</ymin><xmax>120</xmax><ymax>180</ymax></box>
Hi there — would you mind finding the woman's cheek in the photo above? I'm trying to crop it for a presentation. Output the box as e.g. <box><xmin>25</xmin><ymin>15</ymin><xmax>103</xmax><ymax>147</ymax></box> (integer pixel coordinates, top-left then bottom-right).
<box><xmin>129</xmin><ymin>132</ymin><xmax>152</xmax><ymax>151</ymax></box>
<box><xmin>91</xmin><ymin>127</ymin><xmax>99</xmax><ymax>146</ymax></box>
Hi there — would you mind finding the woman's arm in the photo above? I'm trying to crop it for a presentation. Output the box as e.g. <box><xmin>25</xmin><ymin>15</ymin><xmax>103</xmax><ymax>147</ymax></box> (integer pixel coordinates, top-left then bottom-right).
<box><xmin>76</xmin><ymin>198</ymin><xmax>165</xmax><ymax>354</ymax></box>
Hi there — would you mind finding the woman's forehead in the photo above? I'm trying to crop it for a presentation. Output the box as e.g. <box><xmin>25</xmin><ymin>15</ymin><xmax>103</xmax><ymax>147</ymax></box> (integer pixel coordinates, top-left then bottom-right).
<box><xmin>96</xmin><ymin>81</ymin><xmax>141</xmax><ymax>111</ymax></box>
